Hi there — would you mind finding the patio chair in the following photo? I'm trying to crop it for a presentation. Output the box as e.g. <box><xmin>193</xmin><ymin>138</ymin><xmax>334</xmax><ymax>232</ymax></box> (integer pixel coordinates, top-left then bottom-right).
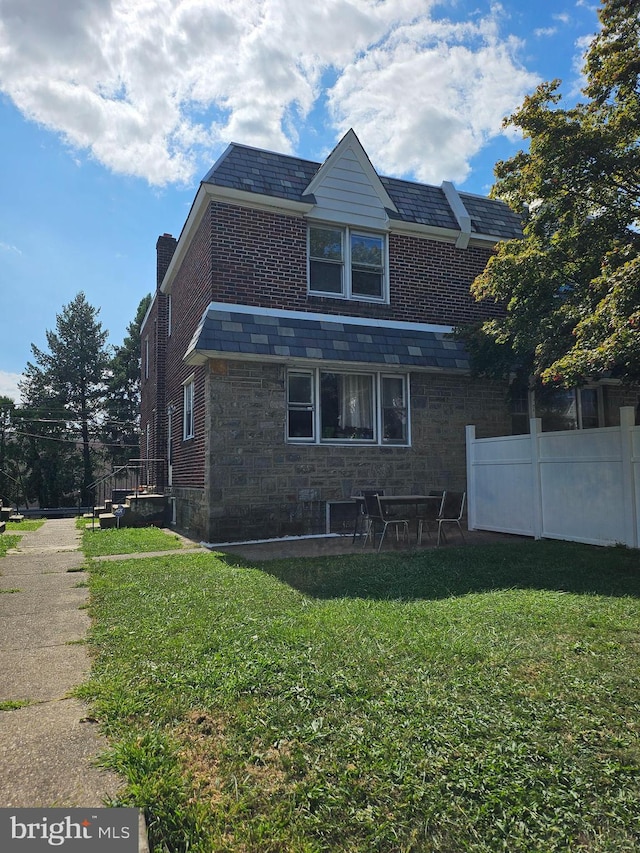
<box><xmin>362</xmin><ymin>492</ymin><xmax>410</xmax><ymax>554</ymax></box>
<box><xmin>436</xmin><ymin>491</ymin><xmax>466</xmax><ymax>546</ymax></box>
<box><xmin>416</xmin><ymin>490</ymin><xmax>446</xmax><ymax>545</ymax></box>
<box><xmin>352</xmin><ymin>489</ymin><xmax>385</xmax><ymax>542</ymax></box>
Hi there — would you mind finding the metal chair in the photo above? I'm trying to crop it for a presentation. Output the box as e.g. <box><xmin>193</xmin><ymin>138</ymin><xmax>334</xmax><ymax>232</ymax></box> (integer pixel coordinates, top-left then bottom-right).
<box><xmin>416</xmin><ymin>490</ymin><xmax>446</xmax><ymax>545</ymax></box>
<box><xmin>436</xmin><ymin>491</ymin><xmax>466</xmax><ymax>546</ymax></box>
<box><xmin>362</xmin><ymin>493</ymin><xmax>410</xmax><ymax>553</ymax></box>
<box><xmin>352</xmin><ymin>489</ymin><xmax>385</xmax><ymax>543</ymax></box>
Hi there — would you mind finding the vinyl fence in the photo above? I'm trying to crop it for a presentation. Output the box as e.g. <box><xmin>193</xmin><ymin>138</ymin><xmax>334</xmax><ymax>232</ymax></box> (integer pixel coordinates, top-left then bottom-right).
<box><xmin>466</xmin><ymin>406</ymin><xmax>640</xmax><ymax>548</ymax></box>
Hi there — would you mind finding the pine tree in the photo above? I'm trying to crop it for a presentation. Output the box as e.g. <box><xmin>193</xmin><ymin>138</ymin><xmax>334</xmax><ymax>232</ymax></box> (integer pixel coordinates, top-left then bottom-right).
<box><xmin>19</xmin><ymin>292</ymin><xmax>110</xmax><ymax>506</ymax></box>
<box><xmin>104</xmin><ymin>293</ymin><xmax>151</xmax><ymax>468</ymax></box>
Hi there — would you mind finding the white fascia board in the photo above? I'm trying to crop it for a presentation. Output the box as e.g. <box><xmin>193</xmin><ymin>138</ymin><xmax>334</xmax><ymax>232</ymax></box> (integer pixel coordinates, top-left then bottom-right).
<box><xmin>200</xmin><ymin>300</ymin><xmax>455</xmax><ymax>335</ymax></box>
<box><xmin>467</xmin><ymin>232</ymin><xmax>505</xmax><ymax>248</ymax></box>
<box><xmin>185</xmin><ymin>347</ymin><xmax>468</xmax><ymax>375</ymax></box>
<box><xmin>388</xmin><ymin>217</ymin><xmax>502</xmax><ymax>247</ymax></box>
<box><xmin>160</xmin><ymin>183</ymin><xmax>314</xmax><ymax>294</ymax></box>
<box><xmin>140</xmin><ymin>292</ymin><xmax>158</xmax><ymax>334</ymax></box>
<box><xmin>204</xmin><ymin>184</ymin><xmax>315</xmax><ymax>216</ymax></box>
<box><xmin>387</xmin><ymin>217</ymin><xmax>460</xmax><ymax>245</ymax></box>
<box><xmin>160</xmin><ymin>184</ymin><xmax>209</xmax><ymax>295</ymax></box>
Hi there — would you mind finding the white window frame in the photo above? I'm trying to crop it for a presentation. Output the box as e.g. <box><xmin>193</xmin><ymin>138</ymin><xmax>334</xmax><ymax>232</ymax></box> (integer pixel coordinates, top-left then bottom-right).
<box><xmin>286</xmin><ymin>368</ymin><xmax>410</xmax><ymax>446</ymax></box>
<box><xmin>167</xmin><ymin>293</ymin><xmax>172</xmax><ymax>337</ymax></box>
<box><xmin>144</xmin><ymin>335</ymin><xmax>149</xmax><ymax>379</ymax></box>
<box><xmin>307</xmin><ymin>224</ymin><xmax>388</xmax><ymax>303</ymax></box>
<box><xmin>183</xmin><ymin>376</ymin><xmax>195</xmax><ymax>440</ymax></box>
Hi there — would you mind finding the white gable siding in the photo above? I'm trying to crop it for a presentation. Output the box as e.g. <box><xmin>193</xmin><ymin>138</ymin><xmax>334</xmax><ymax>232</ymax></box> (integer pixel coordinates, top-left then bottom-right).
<box><xmin>307</xmin><ymin>148</ymin><xmax>390</xmax><ymax>231</ymax></box>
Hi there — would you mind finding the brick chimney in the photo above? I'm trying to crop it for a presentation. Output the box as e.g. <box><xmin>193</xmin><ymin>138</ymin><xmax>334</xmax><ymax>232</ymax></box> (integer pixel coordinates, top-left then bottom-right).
<box><xmin>156</xmin><ymin>233</ymin><xmax>177</xmax><ymax>289</ymax></box>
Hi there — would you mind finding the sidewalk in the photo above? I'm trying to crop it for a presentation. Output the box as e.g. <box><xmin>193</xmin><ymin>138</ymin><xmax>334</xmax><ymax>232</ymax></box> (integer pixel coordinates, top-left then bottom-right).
<box><xmin>0</xmin><ymin>518</ymin><xmax>122</xmax><ymax>807</ymax></box>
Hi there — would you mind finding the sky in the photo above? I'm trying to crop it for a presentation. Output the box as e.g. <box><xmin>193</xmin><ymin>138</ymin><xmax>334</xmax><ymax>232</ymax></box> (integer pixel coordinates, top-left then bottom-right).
<box><xmin>0</xmin><ymin>0</ymin><xmax>602</xmax><ymax>403</ymax></box>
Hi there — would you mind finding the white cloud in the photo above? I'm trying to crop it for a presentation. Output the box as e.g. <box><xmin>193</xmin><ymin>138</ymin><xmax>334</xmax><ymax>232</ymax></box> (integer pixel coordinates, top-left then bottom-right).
<box><xmin>0</xmin><ymin>0</ymin><xmax>540</xmax><ymax>186</ymax></box>
<box><xmin>0</xmin><ymin>241</ymin><xmax>22</xmax><ymax>255</ymax></box>
<box><xmin>0</xmin><ymin>371</ymin><xmax>23</xmax><ymax>404</ymax></box>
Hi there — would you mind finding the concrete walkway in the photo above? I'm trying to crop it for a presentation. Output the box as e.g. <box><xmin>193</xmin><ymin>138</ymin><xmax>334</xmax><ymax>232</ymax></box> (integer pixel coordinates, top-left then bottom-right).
<box><xmin>0</xmin><ymin>518</ymin><xmax>122</xmax><ymax>807</ymax></box>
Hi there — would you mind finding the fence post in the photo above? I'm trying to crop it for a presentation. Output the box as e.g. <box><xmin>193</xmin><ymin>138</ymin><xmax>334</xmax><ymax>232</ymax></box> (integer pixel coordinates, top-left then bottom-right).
<box><xmin>529</xmin><ymin>417</ymin><xmax>543</xmax><ymax>540</ymax></box>
<box><xmin>619</xmin><ymin>406</ymin><xmax>637</xmax><ymax>548</ymax></box>
<box><xmin>465</xmin><ymin>425</ymin><xmax>477</xmax><ymax>531</ymax></box>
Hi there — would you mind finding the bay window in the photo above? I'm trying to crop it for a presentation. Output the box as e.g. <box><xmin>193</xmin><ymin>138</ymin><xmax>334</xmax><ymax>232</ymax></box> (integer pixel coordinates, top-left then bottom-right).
<box><xmin>287</xmin><ymin>369</ymin><xmax>408</xmax><ymax>445</ymax></box>
<box><xmin>308</xmin><ymin>225</ymin><xmax>386</xmax><ymax>301</ymax></box>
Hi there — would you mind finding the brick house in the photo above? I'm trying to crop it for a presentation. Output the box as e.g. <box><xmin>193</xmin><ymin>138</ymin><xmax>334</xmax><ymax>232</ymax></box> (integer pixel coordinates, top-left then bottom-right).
<box><xmin>140</xmin><ymin>129</ymin><xmax>525</xmax><ymax>543</ymax></box>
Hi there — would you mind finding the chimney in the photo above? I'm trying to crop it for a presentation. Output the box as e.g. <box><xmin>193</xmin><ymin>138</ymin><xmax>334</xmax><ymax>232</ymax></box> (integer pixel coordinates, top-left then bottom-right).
<box><xmin>156</xmin><ymin>233</ymin><xmax>177</xmax><ymax>289</ymax></box>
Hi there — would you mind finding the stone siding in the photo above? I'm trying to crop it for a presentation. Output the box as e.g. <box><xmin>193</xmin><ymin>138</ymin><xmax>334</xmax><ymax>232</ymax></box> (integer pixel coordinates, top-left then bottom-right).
<box><xmin>199</xmin><ymin>358</ymin><xmax>511</xmax><ymax>543</ymax></box>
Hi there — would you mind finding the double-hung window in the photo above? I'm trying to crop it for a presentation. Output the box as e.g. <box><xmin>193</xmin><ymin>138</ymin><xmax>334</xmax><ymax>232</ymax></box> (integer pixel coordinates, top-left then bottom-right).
<box><xmin>183</xmin><ymin>377</ymin><xmax>194</xmax><ymax>440</ymax></box>
<box><xmin>308</xmin><ymin>225</ymin><xmax>387</xmax><ymax>301</ymax></box>
<box><xmin>287</xmin><ymin>369</ymin><xmax>408</xmax><ymax>445</ymax></box>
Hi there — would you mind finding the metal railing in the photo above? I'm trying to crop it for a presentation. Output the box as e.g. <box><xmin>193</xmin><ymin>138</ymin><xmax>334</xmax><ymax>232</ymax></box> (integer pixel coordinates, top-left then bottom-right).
<box><xmin>88</xmin><ymin>459</ymin><xmax>167</xmax><ymax>515</ymax></box>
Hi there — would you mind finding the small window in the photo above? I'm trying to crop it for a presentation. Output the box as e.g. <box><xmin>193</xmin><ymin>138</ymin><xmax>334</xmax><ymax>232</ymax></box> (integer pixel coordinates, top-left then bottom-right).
<box><xmin>381</xmin><ymin>375</ymin><xmax>408</xmax><ymax>444</ymax></box>
<box><xmin>308</xmin><ymin>225</ymin><xmax>386</xmax><ymax>301</ymax></box>
<box><xmin>287</xmin><ymin>372</ymin><xmax>315</xmax><ymax>440</ymax></box>
<box><xmin>351</xmin><ymin>232</ymin><xmax>384</xmax><ymax>299</ymax></box>
<box><xmin>183</xmin><ymin>379</ymin><xmax>194</xmax><ymax>440</ymax></box>
<box><xmin>579</xmin><ymin>387</ymin><xmax>600</xmax><ymax>430</ymax></box>
<box><xmin>167</xmin><ymin>294</ymin><xmax>172</xmax><ymax>337</ymax></box>
<box><xmin>309</xmin><ymin>227</ymin><xmax>343</xmax><ymax>294</ymax></box>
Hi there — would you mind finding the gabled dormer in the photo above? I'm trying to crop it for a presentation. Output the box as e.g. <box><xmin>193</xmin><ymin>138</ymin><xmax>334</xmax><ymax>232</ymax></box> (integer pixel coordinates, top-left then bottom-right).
<box><xmin>304</xmin><ymin>129</ymin><xmax>398</xmax><ymax>232</ymax></box>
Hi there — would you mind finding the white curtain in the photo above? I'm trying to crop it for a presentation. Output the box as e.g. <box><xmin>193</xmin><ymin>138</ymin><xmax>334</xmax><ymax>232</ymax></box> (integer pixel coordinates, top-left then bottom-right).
<box><xmin>340</xmin><ymin>375</ymin><xmax>372</xmax><ymax>430</ymax></box>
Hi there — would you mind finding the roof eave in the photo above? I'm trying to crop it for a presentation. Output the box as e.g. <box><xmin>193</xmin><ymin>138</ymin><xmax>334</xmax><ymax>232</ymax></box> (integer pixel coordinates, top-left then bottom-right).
<box><xmin>160</xmin><ymin>183</ymin><xmax>315</xmax><ymax>294</ymax></box>
<box><xmin>185</xmin><ymin>347</ymin><xmax>469</xmax><ymax>375</ymax></box>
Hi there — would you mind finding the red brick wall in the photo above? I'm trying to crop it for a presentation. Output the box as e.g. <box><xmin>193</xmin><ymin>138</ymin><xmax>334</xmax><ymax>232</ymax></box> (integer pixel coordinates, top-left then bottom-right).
<box><xmin>206</xmin><ymin>201</ymin><xmax>500</xmax><ymax>326</ymax></box>
<box><xmin>162</xmin><ymin>208</ymin><xmax>213</xmax><ymax>491</ymax></box>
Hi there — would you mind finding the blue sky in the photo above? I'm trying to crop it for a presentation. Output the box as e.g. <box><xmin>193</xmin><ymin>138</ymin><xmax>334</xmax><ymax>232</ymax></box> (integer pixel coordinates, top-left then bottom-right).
<box><xmin>0</xmin><ymin>0</ymin><xmax>601</xmax><ymax>402</ymax></box>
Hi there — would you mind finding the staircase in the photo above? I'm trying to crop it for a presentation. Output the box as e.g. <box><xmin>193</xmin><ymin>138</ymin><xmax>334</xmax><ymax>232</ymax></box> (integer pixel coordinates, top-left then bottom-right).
<box><xmin>88</xmin><ymin>459</ymin><xmax>169</xmax><ymax>529</ymax></box>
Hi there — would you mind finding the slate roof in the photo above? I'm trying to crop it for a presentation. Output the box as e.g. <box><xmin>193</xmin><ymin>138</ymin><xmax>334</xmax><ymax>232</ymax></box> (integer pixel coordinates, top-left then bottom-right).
<box><xmin>186</xmin><ymin>305</ymin><xmax>471</xmax><ymax>372</ymax></box>
<box><xmin>203</xmin><ymin>143</ymin><xmax>522</xmax><ymax>241</ymax></box>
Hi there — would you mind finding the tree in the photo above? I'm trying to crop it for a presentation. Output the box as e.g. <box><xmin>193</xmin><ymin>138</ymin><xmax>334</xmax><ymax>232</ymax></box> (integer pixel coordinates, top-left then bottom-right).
<box><xmin>0</xmin><ymin>396</ymin><xmax>18</xmax><ymax>505</ymax></box>
<box><xmin>103</xmin><ymin>293</ymin><xmax>151</xmax><ymax>468</ymax></box>
<box><xmin>19</xmin><ymin>292</ymin><xmax>110</xmax><ymax>506</ymax></box>
<box><xmin>462</xmin><ymin>0</ymin><xmax>640</xmax><ymax>390</ymax></box>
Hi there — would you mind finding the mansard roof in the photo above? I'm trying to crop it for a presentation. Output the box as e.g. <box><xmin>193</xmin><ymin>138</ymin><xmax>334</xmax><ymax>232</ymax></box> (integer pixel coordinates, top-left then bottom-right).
<box><xmin>185</xmin><ymin>303</ymin><xmax>470</xmax><ymax>373</ymax></box>
<box><xmin>203</xmin><ymin>134</ymin><xmax>522</xmax><ymax>242</ymax></box>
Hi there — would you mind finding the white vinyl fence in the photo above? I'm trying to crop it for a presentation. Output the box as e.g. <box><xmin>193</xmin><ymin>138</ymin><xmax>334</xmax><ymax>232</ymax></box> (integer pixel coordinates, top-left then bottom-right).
<box><xmin>466</xmin><ymin>406</ymin><xmax>640</xmax><ymax>548</ymax></box>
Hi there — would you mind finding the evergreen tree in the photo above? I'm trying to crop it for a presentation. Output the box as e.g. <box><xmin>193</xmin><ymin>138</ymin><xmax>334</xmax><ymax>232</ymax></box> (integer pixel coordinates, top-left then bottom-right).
<box><xmin>462</xmin><ymin>0</ymin><xmax>640</xmax><ymax>389</ymax></box>
<box><xmin>19</xmin><ymin>292</ymin><xmax>110</xmax><ymax>506</ymax></box>
<box><xmin>104</xmin><ymin>293</ymin><xmax>151</xmax><ymax>468</ymax></box>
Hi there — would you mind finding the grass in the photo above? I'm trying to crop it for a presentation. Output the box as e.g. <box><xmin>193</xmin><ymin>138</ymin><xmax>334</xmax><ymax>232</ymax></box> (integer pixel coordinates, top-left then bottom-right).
<box><xmin>0</xmin><ymin>699</ymin><xmax>33</xmax><ymax>711</ymax></box>
<box><xmin>81</xmin><ymin>526</ymin><xmax>184</xmax><ymax>557</ymax></box>
<box><xmin>0</xmin><ymin>520</ymin><xmax>43</xmax><ymax>558</ymax></box>
<box><xmin>0</xmin><ymin>534</ymin><xmax>21</xmax><ymax>557</ymax></box>
<box><xmin>7</xmin><ymin>519</ymin><xmax>44</xmax><ymax>532</ymax></box>
<box><xmin>81</xmin><ymin>539</ymin><xmax>640</xmax><ymax>852</ymax></box>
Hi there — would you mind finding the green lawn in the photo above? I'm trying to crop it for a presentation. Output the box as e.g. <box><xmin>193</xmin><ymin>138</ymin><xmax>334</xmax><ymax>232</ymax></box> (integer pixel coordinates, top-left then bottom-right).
<box><xmin>0</xmin><ymin>519</ymin><xmax>44</xmax><ymax>557</ymax></box>
<box><xmin>81</xmin><ymin>525</ymin><xmax>184</xmax><ymax>557</ymax></box>
<box><xmin>81</xmin><ymin>539</ymin><xmax>640</xmax><ymax>852</ymax></box>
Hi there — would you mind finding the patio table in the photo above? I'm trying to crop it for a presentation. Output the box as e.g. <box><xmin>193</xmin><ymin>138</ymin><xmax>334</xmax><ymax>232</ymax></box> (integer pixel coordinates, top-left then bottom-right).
<box><xmin>353</xmin><ymin>494</ymin><xmax>444</xmax><ymax>545</ymax></box>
